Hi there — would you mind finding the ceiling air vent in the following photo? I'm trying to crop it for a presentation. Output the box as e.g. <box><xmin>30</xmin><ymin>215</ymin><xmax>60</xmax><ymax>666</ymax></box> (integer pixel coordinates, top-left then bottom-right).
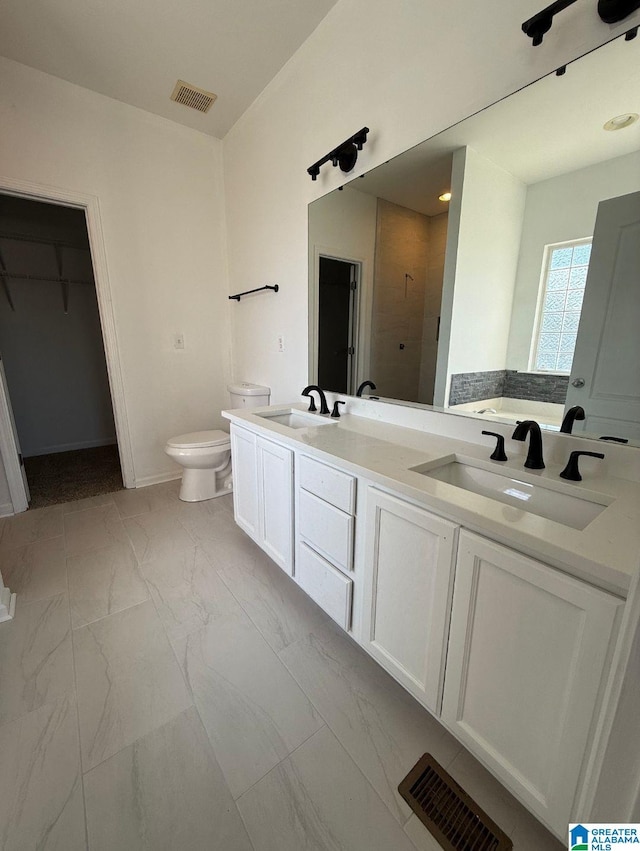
<box><xmin>170</xmin><ymin>80</ymin><xmax>217</xmax><ymax>113</ymax></box>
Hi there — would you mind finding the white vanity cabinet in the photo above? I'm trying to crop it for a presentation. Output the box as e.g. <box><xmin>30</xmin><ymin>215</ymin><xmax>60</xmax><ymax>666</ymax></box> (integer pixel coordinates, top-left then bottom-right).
<box><xmin>230</xmin><ymin>425</ymin><xmax>294</xmax><ymax>574</ymax></box>
<box><xmin>230</xmin><ymin>425</ymin><xmax>259</xmax><ymax>538</ymax></box>
<box><xmin>360</xmin><ymin>487</ymin><xmax>458</xmax><ymax>714</ymax></box>
<box><xmin>295</xmin><ymin>454</ymin><xmax>356</xmax><ymax>630</ymax></box>
<box><xmin>441</xmin><ymin>530</ymin><xmax>622</xmax><ymax>834</ymax></box>
<box><xmin>226</xmin><ymin>413</ymin><xmax>631</xmax><ymax>835</ymax></box>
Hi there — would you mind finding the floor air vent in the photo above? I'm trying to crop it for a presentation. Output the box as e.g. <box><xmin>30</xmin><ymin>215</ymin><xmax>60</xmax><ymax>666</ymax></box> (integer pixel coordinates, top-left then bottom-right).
<box><xmin>398</xmin><ymin>754</ymin><xmax>513</xmax><ymax>851</ymax></box>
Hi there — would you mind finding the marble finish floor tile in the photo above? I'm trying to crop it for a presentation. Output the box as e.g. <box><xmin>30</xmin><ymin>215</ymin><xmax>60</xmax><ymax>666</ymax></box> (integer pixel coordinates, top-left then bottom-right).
<box><xmin>446</xmin><ymin>748</ymin><xmax>527</xmax><ymax>837</ymax></box>
<box><xmin>141</xmin><ymin>545</ymin><xmax>245</xmax><ymax>642</ymax></box>
<box><xmin>74</xmin><ymin>599</ymin><xmax>192</xmax><ymax>771</ymax></box>
<box><xmin>237</xmin><ymin>725</ymin><xmax>417</xmax><ymax>851</ymax></box>
<box><xmin>0</xmin><ymin>594</ymin><xmax>74</xmax><ymax>726</ymax></box>
<box><xmin>123</xmin><ymin>507</ymin><xmax>194</xmax><ymax>563</ymax></box>
<box><xmin>0</xmin><ymin>696</ymin><xmax>85</xmax><ymax>851</ymax></box>
<box><xmin>176</xmin><ymin>502</ymin><xmax>249</xmax><ymax>561</ymax></box>
<box><xmin>112</xmin><ymin>479</ymin><xmax>181</xmax><ymax>519</ymax></box>
<box><xmin>175</xmin><ymin>608</ymin><xmax>323</xmax><ymax>798</ymax></box>
<box><xmin>67</xmin><ymin>541</ymin><xmax>149</xmax><ymax>628</ymax></box>
<box><xmin>84</xmin><ymin>706</ymin><xmax>253</xmax><ymax>851</ymax></box>
<box><xmin>510</xmin><ymin>808</ymin><xmax>564</xmax><ymax>851</ymax></box>
<box><xmin>215</xmin><ymin>535</ymin><xmax>329</xmax><ymax>653</ymax></box>
<box><xmin>404</xmin><ymin>815</ymin><xmax>446</xmax><ymax>851</ymax></box>
<box><xmin>0</xmin><ymin>505</ymin><xmax>64</xmax><ymax>552</ymax></box>
<box><xmin>63</xmin><ymin>503</ymin><xmax>128</xmax><ymax>556</ymax></box>
<box><xmin>62</xmin><ymin>492</ymin><xmax>115</xmax><ymax>515</ymax></box>
<box><xmin>279</xmin><ymin>621</ymin><xmax>461</xmax><ymax>825</ymax></box>
<box><xmin>0</xmin><ymin>535</ymin><xmax>67</xmax><ymax>603</ymax></box>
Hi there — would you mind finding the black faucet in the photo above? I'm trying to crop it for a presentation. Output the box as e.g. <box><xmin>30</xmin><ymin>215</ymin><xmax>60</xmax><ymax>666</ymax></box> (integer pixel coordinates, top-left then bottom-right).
<box><xmin>512</xmin><ymin>420</ymin><xmax>545</xmax><ymax>469</ymax></box>
<box><xmin>482</xmin><ymin>430</ymin><xmax>508</xmax><ymax>462</ymax></box>
<box><xmin>302</xmin><ymin>385</ymin><xmax>330</xmax><ymax>415</ymax></box>
<box><xmin>356</xmin><ymin>380</ymin><xmax>377</xmax><ymax>397</ymax></box>
<box><xmin>559</xmin><ymin>450</ymin><xmax>604</xmax><ymax>482</ymax></box>
<box><xmin>560</xmin><ymin>405</ymin><xmax>585</xmax><ymax>434</ymax></box>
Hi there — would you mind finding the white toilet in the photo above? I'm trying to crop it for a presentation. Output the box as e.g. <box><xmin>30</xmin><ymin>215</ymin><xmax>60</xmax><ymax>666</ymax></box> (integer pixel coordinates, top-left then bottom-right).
<box><xmin>165</xmin><ymin>382</ymin><xmax>270</xmax><ymax>502</ymax></box>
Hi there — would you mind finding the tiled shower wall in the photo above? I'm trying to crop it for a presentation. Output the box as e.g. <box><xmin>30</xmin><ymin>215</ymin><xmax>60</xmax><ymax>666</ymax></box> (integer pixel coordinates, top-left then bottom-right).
<box><xmin>370</xmin><ymin>200</ymin><xmax>447</xmax><ymax>404</ymax></box>
<box><xmin>448</xmin><ymin>369</ymin><xmax>569</xmax><ymax>406</ymax></box>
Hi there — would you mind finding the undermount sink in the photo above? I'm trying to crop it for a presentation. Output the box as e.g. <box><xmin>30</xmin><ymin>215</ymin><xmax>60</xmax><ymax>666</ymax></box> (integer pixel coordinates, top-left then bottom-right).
<box><xmin>413</xmin><ymin>459</ymin><xmax>611</xmax><ymax>530</ymax></box>
<box><xmin>256</xmin><ymin>410</ymin><xmax>337</xmax><ymax>430</ymax></box>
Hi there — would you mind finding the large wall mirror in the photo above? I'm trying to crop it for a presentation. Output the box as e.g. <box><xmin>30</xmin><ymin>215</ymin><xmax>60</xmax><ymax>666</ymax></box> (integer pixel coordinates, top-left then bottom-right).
<box><xmin>308</xmin><ymin>34</ymin><xmax>640</xmax><ymax>444</ymax></box>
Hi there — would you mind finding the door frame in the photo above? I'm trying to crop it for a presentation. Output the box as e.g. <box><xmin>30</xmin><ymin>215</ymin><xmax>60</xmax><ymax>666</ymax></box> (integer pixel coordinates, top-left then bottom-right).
<box><xmin>0</xmin><ymin>176</ymin><xmax>135</xmax><ymax>512</ymax></box>
<box><xmin>309</xmin><ymin>245</ymin><xmax>369</xmax><ymax>394</ymax></box>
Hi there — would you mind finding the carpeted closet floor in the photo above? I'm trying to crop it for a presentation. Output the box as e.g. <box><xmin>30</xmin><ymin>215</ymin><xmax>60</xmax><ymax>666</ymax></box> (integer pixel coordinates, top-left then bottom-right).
<box><xmin>24</xmin><ymin>444</ymin><xmax>123</xmax><ymax>509</ymax></box>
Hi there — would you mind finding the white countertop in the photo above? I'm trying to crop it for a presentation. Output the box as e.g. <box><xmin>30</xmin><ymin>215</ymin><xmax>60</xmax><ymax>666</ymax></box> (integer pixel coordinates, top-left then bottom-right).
<box><xmin>223</xmin><ymin>404</ymin><xmax>640</xmax><ymax>597</ymax></box>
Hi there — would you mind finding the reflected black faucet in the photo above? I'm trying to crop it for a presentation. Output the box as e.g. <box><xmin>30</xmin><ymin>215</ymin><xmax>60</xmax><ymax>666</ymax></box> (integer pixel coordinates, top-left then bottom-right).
<box><xmin>560</xmin><ymin>405</ymin><xmax>585</xmax><ymax>434</ymax></box>
<box><xmin>302</xmin><ymin>385</ymin><xmax>330</xmax><ymax>415</ymax></box>
<box><xmin>512</xmin><ymin>420</ymin><xmax>545</xmax><ymax>469</ymax></box>
<box><xmin>356</xmin><ymin>380</ymin><xmax>377</xmax><ymax>397</ymax></box>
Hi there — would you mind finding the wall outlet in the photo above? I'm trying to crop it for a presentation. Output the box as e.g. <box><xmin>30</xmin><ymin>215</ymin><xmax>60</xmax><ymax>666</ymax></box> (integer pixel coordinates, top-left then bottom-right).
<box><xmin>174</xmin><ymin>333</ymin><xmax>185</xmax><ymax>350</ymax></box>
<box><xmin>277</xmin><ymin>334</ymin><xmax>285</xmax><ymax>352</ymax></box>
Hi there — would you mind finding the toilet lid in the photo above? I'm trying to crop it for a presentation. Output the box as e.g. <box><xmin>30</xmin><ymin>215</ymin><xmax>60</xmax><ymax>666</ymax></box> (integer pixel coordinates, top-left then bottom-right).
<box><xmin>167</xmin><ymin>429</ymin><xmax>230</xmax><ymax>449</ymax></box>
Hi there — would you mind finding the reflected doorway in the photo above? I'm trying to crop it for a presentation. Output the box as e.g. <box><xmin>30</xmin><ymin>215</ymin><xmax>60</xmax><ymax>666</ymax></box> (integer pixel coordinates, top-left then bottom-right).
<box><xmin>317</xmin><ymin>256</ymin><xmax>359</xmax><ymax>395</ymax></box>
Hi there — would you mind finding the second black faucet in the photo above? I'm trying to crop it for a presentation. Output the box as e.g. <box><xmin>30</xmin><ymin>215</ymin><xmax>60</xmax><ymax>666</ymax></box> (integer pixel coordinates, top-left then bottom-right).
<box><xmin>302</xmin><ymin>385</ymin><xmax>330</xmax><ymax>415</ymax></box>
<box><xmin>512</xmin><ymin>420</ymin><xmax>545</xmax><ymax>469</ymax></box>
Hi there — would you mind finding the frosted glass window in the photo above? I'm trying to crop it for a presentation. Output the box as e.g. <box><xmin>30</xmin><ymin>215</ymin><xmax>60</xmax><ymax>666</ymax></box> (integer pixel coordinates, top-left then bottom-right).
<box><xmin>532</xmin><ymin>240</ymin><xmax>591</xmax><ymax>373</ymax></box>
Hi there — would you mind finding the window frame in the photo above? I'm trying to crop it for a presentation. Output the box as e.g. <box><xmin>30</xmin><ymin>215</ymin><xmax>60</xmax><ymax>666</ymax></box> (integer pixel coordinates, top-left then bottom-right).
<box><xmin>528</xmin><ymin>236</ymin><xmax>592</xmax><ymax>375</ymax></box>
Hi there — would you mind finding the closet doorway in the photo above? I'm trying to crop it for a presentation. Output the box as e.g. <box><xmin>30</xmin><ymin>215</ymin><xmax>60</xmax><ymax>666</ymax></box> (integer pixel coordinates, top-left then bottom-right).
<box><xmin>0</xmin><ymin>193</ymin><xmax>124</xmax><ymax>509</ymax></box>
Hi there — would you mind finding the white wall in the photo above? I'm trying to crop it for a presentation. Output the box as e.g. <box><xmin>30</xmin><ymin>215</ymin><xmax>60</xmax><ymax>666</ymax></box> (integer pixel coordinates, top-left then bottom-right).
<box><xmin>507</xmin><ymin>149</ymin><xmax>640</xmax><ymax>369</ymax></box>
<box><xmin>223</xmin><ymin>0</ymin><xmax>639</xmax><ymax>407</ymax></box>
<box><xmin>438</xmin><ymin>146</ymin><xmax>526</xmax><ymax>403</ymax></box>
<box><xmin>0</xmin><ymin>57</ymin><xmax>231</xmax><ymax>488</ymax></box>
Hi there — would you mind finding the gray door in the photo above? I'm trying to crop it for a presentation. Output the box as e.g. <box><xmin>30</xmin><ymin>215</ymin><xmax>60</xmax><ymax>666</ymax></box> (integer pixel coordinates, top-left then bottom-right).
<box><xmin>565</xmin><ymin>191</ymin><xmax>640</xmax><ymax>441</ymax></box>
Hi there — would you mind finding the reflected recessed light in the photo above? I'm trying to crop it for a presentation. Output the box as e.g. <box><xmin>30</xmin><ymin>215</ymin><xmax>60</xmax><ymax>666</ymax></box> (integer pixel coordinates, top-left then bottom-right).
<box><xmin>603</xmin><ymin>113</ymin><xmax>639</xmax><ymax>131</ymax></box>
<box><xmin>438</xmin><ymin>192</ymin><xmax>452</xmax><ymax>202</ymax></box>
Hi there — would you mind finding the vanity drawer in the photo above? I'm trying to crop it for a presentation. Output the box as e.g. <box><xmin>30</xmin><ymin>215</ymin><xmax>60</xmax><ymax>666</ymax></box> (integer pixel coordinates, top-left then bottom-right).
<box><xmin>298</xmin><ymin>489</ymin><xmax>354</xmax><ymax>572</ymax></box>
<box><xmin>299</xmin><ymin>455</ymin><xmax>355</xmax><ymax>515</ymax></box>
<box><xmin>296</xmin><ymin>542</ymin><xmax>352</xmax><ymax>629</ymax></box>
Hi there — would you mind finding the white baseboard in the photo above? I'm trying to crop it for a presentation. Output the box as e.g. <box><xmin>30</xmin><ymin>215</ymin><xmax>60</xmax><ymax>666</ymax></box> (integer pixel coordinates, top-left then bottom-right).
<box><xmin>133</xmin><ymin>472</ymin><xmax>182</xmax><ymax>489</ymax></box>
<box><xmin>25</xmin><ymin>438</ymin><xmax>118</xmax><ymax>457</ymax></box>
<box><xmin>0</xmin><ymin>501</ymin><xmax>15</xmax><ymax>517</ymax></box>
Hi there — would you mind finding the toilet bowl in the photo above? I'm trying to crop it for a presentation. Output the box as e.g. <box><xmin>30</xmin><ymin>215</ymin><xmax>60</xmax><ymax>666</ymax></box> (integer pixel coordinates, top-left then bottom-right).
<box><xmin>165</xmin><ymin>382</ymin><xmax>271</xmax><ymax>503</ymax></box>
<box><xmin>165</xmin><ymin>430</ymin><xmax>232</xmax><ymax>502</ymax></box>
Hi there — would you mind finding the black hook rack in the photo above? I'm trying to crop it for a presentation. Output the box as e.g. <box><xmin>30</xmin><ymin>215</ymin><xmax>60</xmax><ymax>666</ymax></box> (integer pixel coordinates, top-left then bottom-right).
<box><xmin>308</xmin><ymin>128</ymin><xmax>370</xmax><ymax>181</ymax></box>
<box><xmin>229</xmin><ymin>284</ymin><xmax>279</xmax><ymax>302</ymax></box>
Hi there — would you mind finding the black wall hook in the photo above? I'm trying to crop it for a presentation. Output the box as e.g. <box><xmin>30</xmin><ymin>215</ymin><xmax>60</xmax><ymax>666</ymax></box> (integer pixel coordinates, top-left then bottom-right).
<box><xmin>308</xmin><ymin>128</ymin><xmax>370</xmax><ymax>181</ymax></box>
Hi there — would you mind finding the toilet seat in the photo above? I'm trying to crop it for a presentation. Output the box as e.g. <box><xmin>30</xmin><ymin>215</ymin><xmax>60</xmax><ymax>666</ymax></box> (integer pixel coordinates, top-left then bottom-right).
<box><xmin>166</xmin><ymin>429</ymin><xmax>230</xmax><ymax>450</ymax></box>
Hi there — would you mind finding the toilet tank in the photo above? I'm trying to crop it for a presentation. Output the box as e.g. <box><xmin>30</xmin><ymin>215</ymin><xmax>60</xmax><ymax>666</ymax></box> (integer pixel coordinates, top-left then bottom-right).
<box><xmin>228</xmin><ymin>382</ymin><xmax>271</xmax><ymax>409</ymax></box>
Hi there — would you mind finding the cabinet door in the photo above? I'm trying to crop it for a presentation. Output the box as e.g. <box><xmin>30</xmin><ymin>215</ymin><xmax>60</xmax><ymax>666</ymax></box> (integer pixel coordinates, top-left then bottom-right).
<box><xmin>230</xmin><ymin>426</ymin><xmax>259</xmax><ymax>539</ymax></box>
<box><xmin>361</xmin><ymin>488</ymin><xmax>457</xmax><ymax>714</ymax></box>
<box><xmin>257</xmin><ymin>436</ymin><xmax>294</xmax><ymax>575</ymax></box>
<box><xmin>442</xmin><ymin>530</ymin><xmax>622</xmax><ymax>835</ymax></box>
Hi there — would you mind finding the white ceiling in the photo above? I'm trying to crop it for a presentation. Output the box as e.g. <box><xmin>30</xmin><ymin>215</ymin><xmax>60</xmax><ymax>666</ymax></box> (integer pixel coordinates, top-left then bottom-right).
<box><xmin>350</xmin><ymin>34</ymin><xmax>640</xmax><ymax>216</ymax></box>
<box><xmin>0</xmin><ymin>0</ymin><xmax>339</xmax><ymax>138</ymax></box>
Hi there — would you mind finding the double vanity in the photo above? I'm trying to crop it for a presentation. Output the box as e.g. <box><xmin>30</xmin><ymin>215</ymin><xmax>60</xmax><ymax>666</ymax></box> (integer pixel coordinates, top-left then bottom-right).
<box><xmin>222</xmin><ymin>397</ymin><xmax>640</xmax><ymax>838</ymax></box>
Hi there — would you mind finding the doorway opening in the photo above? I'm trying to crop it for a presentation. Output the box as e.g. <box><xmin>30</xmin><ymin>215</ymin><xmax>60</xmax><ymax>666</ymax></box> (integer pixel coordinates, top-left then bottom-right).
<box><xmin>317</xmin><ymin>256</ymin><xmax>360</xmax><ymax>395</ymax></box>
<box><xmin>0</xmin><ymin>193</ymin><xmax>124</xmax><ymax>509</ymax></box>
